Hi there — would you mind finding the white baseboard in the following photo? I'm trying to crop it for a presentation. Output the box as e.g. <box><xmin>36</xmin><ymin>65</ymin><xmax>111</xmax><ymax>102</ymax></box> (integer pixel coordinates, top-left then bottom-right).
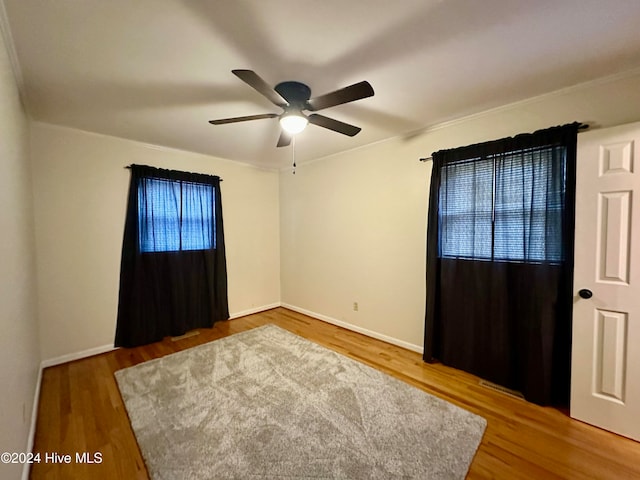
<box><xmin>281</xmin><ymin>303</ymin><xmax>424</xmax><ymax>354</ymax></box>
<box><xmin>22</xmin><ymin>364</ymin><xmax>42</xmax><ymax>480</ymax></box>
<box><xmin>229</xmin><ymin>302</ymin><xmax>281</xmax><ymax>320</ymax></box>
<box><xmin>39</xmin><ymin>303</ymin><xmax>281</xmax><ymax>368</ymax></box>
<box><xmin>41</xmin><ymin>343</ymin><xmax>118</xmax><ymax>369</ymax></box>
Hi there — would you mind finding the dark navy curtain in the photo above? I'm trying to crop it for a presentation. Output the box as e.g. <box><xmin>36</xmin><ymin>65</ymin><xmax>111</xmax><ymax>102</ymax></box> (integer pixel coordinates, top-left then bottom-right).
<box><xmin>423</xmin><ymin>123</ymin><xmax>580</xmax><ymax>406</ymax></box>
<box><xmin>115</xmin><ymin>165</ymin><xmax>228</xmax><ymax>348</ymax></box>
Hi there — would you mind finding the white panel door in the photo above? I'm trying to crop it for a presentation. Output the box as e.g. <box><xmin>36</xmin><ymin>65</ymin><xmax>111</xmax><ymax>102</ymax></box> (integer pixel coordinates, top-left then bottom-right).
<box><xmin>571</xmin><ymin>121</ymin><xmax>640</xmax><ymax>441</ymax></box>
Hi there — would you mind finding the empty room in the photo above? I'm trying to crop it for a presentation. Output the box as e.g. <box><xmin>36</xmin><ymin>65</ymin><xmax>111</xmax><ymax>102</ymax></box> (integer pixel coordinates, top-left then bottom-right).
<box><xmin>2</xmin><ymin>1</ymin><xmax>640</xmax><ymax>479</ymax></box>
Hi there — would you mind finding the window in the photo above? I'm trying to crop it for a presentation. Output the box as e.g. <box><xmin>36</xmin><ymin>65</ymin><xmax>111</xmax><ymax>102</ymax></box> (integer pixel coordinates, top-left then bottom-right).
<box><xmin>424</xmin><ymin>123</ymin><xmax>580</xmax><ymax>406</ymax></box>
<box><xmin>439</xmin><ymin>145</ymin><xmax>566</xmax><ymax>263</ymax></box>
<box><xmin>138</xmin><ymin>177</ymin><xmax>216</xmax><ymax>253</ymax></box>
<box><xmin>116</xmin><ymin>164</ymin><xmax>228</xmax><ymax>348</ymax></box>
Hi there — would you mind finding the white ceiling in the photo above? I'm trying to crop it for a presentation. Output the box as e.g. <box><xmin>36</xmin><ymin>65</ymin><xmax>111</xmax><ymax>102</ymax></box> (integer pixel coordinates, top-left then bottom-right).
<box><xmin>3</xmin><ymin>0</ymin><xmax>640</xmax><ymax>169</ymax></box>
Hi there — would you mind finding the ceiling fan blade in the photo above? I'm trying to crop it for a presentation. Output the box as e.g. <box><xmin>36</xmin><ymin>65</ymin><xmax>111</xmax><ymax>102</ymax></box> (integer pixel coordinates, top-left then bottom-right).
<box><xmin>232</xmin><ymin>69</ymin><xmax>288</xmax><ymax>107</ymax></box>
<box><xmin>306</xmin><ymin>81</ymin><xmax>374</xmax><ymax>111</ymax></box>
<box><xmin>308</xmin><ymin>114</ymin><xmax>362</xmax><ymax>137</ymax></box>
<box><xmin>209</xmin><ymin>113</ymin><xmax>278</xmax><ymax>125</ymax></box>
<box><xmin>277</xmin><ymin>130</ymin><xmax>292</xmax><ymax>148</ymax></box>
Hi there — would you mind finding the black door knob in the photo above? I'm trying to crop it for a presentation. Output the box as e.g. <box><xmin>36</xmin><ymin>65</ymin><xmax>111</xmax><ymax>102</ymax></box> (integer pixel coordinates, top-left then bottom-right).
<box><xmin>578</xmin><ymin>289</ymin><xmax>593</xmax><ymax>299</ymax></box>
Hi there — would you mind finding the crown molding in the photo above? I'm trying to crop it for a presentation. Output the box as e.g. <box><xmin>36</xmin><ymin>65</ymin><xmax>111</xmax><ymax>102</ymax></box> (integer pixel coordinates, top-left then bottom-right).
<box><xmin>280</xmin><ymin>65</ymin><xmax>640</xmax><ymax>172</ymax></box>
<box><xmin>0</xmin><ymin>0</ymin><xmax>31</xmax><ymax>116</ymax></box>
<box><xmin>405</xmin><ymin>66</ymin><xmax>640</xmax><ymax>138</ymax></box>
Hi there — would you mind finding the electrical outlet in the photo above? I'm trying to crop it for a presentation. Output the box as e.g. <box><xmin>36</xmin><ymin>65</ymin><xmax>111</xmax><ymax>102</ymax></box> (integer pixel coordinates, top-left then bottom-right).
<box><xmin>353</xmin><ymin>302</ymin><xmax>358</xmax><ymax>311</ymax></box>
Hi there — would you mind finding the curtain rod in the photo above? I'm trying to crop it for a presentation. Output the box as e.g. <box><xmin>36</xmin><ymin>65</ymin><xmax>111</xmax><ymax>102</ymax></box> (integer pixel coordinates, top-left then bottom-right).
<box><xmin>124</xmin><ymin>164</ymin><xmax>223</xmax><ymax>181</ymax></box>
<box><xmin>419</xmin><ymin>123</ymin><xmax>590</xmax><ymax>162</ymax></box>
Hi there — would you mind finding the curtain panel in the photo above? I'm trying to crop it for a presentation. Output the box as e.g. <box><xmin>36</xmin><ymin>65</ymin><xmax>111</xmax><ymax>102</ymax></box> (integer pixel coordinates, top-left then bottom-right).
<box><xmin>423</xmin><ymin>123</ymin><xmax>580</xmax><ymax>406</ymax></box>
<box><xmin>115</xmin><ymin>165</ymin><xmax>229</xmax><ymax>348</ymax></box>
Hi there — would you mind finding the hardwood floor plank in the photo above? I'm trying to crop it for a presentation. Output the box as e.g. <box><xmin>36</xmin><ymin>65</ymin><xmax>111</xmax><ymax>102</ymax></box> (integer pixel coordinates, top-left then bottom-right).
<box><xmin>30</xmin><ymin>307</ymin><xmax>640</xmax><ymax>479</ymax></box>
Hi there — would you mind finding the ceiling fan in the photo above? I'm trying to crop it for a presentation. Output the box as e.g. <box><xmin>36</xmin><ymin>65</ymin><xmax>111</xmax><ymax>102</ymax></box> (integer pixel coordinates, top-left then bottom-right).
<box><xmin>209</xmin><ymin>70</ymin><xmax>374</xmax><ymax>147</ymax></box>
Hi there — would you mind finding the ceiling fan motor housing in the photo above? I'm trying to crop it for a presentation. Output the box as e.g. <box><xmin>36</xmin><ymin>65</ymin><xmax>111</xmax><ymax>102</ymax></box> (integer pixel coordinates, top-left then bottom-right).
<box><xmin>275</xmin><ymin>81</ymin><xmax>312</xmax><ymax>108</ymax></box>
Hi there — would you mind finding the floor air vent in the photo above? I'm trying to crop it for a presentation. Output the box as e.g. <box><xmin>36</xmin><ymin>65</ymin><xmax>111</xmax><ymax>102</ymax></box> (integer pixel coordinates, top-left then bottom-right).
<box><xmin>171</xmin><ymin>331</ymin><xmax>200</xmax><ymax>342</ymax></box>
<box><xmin>479</xmin><ymin>380</ymin><xmax>525</xmax><ymax>399</ymax></box>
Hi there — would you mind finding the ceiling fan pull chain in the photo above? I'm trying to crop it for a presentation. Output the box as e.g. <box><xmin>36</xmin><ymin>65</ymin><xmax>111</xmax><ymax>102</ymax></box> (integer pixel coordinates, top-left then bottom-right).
<box><xmin>292</xmin><ymin>136</ymin><xmax>296</xmax><ymax>175</ymax></box>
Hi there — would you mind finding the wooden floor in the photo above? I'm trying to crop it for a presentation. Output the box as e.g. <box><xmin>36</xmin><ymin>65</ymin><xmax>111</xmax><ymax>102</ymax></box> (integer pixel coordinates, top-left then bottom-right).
<box><xmin>31</xmin><ymin>307</ymin><xmax>640</xmax><ymax>479</ymax></box>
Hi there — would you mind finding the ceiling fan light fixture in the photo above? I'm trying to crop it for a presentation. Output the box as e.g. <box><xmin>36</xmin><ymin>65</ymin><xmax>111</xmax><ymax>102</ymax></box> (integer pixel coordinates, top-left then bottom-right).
<box><xmin>211</xmin><ymin>70</ymin><xmax>374</xmax><ymax>147</ymax></box>
<box><xmin>280</xmin><ymin>112</ymin><xmax>308</xmax><ymax>134</ymax></box>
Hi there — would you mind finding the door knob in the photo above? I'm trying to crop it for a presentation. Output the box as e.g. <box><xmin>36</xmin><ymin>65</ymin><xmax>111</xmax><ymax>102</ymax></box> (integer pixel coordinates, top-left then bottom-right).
<box><xmin>578</xmin><ymin>289</ymin><xmax>593</xmax><ymax>299</ymax></box>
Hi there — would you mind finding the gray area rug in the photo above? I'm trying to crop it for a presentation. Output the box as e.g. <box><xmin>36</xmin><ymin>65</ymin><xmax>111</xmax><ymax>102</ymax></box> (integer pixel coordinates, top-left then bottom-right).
<box><xmin>115</xmin><ymin>325</ymin><xmax>487</xmax><ymax>479</ymax></box>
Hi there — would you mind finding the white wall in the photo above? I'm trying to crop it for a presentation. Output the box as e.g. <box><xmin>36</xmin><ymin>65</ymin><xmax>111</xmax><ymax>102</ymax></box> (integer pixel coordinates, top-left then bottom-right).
<box><xmin>280</xmin><ymin>70</ymin><xmax>640</xmax><ymax>351</ymax></box>
<box><xmin>31</xmin><ymin>124</ymin><xmax>280</xmax><ymax>361</ymax></box>
<box><xmin>0</xmin><ymin>26</ymin><xmax>40</xmax><ymax>480</ymax></box>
